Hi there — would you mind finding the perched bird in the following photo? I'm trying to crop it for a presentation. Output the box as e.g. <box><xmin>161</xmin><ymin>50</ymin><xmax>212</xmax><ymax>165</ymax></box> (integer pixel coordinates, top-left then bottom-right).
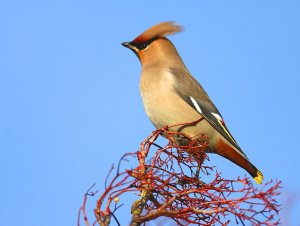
<box><xmin>122</xmin><ymin>22</ymin><xmax>263</xmax><ymax>184</ymax></box>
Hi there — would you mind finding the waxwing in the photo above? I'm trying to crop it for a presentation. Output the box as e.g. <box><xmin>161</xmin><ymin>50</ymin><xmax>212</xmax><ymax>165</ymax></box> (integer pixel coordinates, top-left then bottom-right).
<box><xmin>122</xmin><ymin>22</ymin><xmax>263</xmax><ymax>184</ymax></box>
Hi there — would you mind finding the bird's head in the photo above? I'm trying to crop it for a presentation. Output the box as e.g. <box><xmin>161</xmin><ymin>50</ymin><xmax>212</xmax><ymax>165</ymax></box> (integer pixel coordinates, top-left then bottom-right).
<box><xmin>122</xmin><ymin>22</ymin><xmax>183</xmax><ymax>66</ymax></box>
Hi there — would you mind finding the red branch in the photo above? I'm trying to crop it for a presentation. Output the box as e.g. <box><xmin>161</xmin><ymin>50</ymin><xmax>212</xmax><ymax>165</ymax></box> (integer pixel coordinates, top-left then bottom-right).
<box><xmin>78</xmin><ymin>126</ymin><xmax>282</xmax><ymax>226</ymax></box>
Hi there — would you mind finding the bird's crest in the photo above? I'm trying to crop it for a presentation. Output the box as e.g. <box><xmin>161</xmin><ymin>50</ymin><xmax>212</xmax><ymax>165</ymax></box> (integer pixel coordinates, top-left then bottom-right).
<box><xmin>132</xmin><ymin>21</ymin><xmax>183</xmax><ymax>43</ymax></box>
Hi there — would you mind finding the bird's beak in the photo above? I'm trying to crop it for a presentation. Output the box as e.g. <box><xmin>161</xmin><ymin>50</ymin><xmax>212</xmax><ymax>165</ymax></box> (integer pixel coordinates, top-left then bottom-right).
<box><xmin>122</xmin><ymin>41</ymin><xmax>140</xmax><ymax>61</ymax></box>
<box><xmin>122</xmin><ymin>42</ymin><xmax>138</xmax><ymax>52</ymax></box>
<box><xmin>122</xmin><ymin>42</ymin><xmax>132</xmax><ymax>49</ymax></box>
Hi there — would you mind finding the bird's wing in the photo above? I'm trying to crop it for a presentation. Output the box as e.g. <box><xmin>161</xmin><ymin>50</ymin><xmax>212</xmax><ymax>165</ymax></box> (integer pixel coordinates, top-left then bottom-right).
<box><xmin>170</xmin><ymin>68</ymin><xmax>245</xmax><ymax>155</ymax></box>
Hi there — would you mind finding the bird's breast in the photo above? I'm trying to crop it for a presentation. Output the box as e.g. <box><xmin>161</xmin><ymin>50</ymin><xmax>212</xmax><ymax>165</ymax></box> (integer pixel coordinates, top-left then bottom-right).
<box><xmin>139</xmin><ymin>68</ymin><xmax>221</xmax><ymax>149</ymax></box>
<box><xmin>140</xmin><ymin>69</ymin><xmax>175</xmax><ymax>127</ymax></box>
<box><xmin>140</xmin><ymin>69</ymin><xmax>200</xmax><ymax>126</ymax></box>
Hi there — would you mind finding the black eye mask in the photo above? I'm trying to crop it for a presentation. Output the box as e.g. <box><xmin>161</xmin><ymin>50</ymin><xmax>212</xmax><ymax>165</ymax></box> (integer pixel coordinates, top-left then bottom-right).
<box><xmin>130</xmin><ymin>37</ymin><xmax>157</xmax><ymax>50</ymax></box>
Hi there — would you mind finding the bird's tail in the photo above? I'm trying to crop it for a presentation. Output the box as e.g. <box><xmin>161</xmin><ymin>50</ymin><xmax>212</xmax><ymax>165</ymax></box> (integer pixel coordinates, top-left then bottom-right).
<box><xmin>216</xmin><ymin>139</ymin><xmax>264</xmax><ymax>184</ymax></box>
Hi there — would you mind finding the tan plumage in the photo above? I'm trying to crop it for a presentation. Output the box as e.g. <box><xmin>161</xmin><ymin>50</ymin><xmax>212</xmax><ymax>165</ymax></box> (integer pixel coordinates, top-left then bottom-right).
<box><xmin>122</xmin><ymin>22</ymin><xmax>263</xmax><ymax>184</ymax></box>
<box><xmin>132</xmin><ymin>21</ymin><xmax>183</xmax><ymax>43</ymax></box>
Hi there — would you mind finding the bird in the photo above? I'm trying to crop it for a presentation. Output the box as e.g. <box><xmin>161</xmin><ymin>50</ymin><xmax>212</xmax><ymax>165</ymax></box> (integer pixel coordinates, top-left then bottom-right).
<box><xmin>122</xmin><ymin>22</ymin><xmax>263</xmax><ymax>184</ymax></box>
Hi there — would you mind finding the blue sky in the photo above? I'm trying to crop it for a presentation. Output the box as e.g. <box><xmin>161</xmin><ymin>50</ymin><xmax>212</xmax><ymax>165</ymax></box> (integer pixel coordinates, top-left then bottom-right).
<box><xmin>1</xmin><ymin>1</ymin><xmax>299</xmax><ymax>225</ymax></box>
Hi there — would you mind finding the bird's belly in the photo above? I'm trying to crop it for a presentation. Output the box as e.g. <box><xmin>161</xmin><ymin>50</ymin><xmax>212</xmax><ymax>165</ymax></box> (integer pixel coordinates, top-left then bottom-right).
<box><xmin>142</xmin><ymin>91</ymin><xmax>219</xmax><ymax>149</ymax></box>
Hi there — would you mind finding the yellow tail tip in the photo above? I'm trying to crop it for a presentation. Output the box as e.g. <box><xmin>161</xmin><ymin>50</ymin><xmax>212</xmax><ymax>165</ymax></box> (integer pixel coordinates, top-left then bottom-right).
<box><xmin>254</xmin><ymin>170</ymin><xmax>264</xmax><ymax>184</ymax></box>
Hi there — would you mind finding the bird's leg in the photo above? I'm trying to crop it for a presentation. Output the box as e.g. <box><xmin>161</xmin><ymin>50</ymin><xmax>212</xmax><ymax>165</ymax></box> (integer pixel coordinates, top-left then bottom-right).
<box><xmin>195</xmin><ymin>164</ymin><xmax>201</xmax><ymax>179</ymax></box>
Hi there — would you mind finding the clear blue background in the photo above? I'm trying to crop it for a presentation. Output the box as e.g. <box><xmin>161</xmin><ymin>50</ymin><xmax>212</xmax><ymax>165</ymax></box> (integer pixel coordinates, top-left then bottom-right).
<box><xmin>1</xmin><ymin>1</ymin><xmax>299</xmax><ymax>225</ymax></box>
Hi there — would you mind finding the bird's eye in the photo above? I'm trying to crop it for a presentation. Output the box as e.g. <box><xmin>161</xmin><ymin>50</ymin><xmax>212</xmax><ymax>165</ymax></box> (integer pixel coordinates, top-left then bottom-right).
<box><xmin>130</xmin><ymin>37</ymin><xmax>157</xmax><ymax>51</ymax></box>
<box><xmin>141</xmin><ymin>43</ymin><xmax>148</xmax><ymax>49</ymax></box>
<box><xmin>135</xmin><ymin>42</ymin><xmax>148</xmax><ymax>50</ymax></box>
